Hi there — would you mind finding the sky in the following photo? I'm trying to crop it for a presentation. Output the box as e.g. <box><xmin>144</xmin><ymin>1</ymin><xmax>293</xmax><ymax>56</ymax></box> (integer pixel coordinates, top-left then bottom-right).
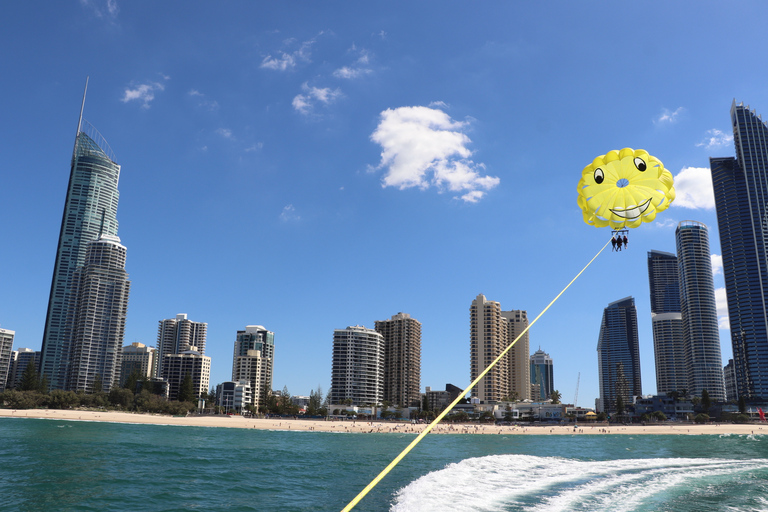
<box><xmin>2</xmin><ymin>1</ymin><xmax>767</xmax><ymax>407</ymax></box>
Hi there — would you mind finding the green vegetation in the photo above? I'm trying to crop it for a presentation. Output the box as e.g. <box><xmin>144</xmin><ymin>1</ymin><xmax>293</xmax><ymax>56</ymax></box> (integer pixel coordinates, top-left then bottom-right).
<box><xmin>0</xmin><ymin>373</ymin><xmax>197</xmax><ymax>414</ymax></box>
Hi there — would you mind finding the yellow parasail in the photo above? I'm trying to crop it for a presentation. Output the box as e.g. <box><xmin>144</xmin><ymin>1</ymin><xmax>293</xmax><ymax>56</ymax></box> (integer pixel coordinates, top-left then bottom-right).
<box><xmin>577</xmin><ymin>148</ymin><xmax>675</xmax><ymax>229</ymax></box>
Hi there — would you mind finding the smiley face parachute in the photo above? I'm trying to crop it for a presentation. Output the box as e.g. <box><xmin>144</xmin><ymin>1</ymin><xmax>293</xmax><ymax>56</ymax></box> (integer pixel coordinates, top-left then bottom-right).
<box><xmin>577</xmin><ymin>148</ymin><xmax>675</xmax><ymax>229</ymax></box>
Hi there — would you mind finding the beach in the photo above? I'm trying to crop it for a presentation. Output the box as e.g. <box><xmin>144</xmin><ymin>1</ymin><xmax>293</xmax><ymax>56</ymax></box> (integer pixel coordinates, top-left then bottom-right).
<box><xmin>1</xmin><ymin>408</ymin><xmax>765</xmax><ymax>436</ymax></box>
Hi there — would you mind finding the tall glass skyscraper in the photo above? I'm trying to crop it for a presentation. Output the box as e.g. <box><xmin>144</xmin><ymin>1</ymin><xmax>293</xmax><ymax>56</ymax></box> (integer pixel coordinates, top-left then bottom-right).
<box><xmin>40</xmin><ymin>83</ymin><xmax>122</xmax><ymax>390</ymax></box>
<box><xmin>676</xmin><ymin>221</ymin><xmax>725</xmax><ymax>401</ymax></box>
<box><xmin>597</xmin><ymin>297</ymin><xmax>641</xmax><ymax>413</ymax></box>
<box><xmin>710</xmin><ymin>101</ymin><xmax>768</xmax><ymax>400</ymax></box>
<box><xmin>647</xmin><ymin>250</ymin><xmax>686</xmax><ymax>395</ymax></box>
<box><xmin>529</xmin><ymin>348</ymin><xmax>554</xmax><ymax>400</ymax></box>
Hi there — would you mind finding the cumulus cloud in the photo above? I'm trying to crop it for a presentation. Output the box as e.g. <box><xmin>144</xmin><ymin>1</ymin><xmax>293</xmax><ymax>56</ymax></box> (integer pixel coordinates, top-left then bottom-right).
<box><xmin>333</xmin><ymin>47</ymin><xmax>372</xmax><ymax>79</ymax></box>
<box><xmin>260</xmin><ymin>38</ymin><xmax>315</xmax><ymax>71</ymax></box>
<box><xmin>121</xmin><ymin>80</ymin><xmax>166</xmax><ymax>108</ymax></box>
<box><xmin>671</xmin><ymin>167</ymin><xmax>715</xmax><ymax>209</ymax></box>
<box><xmin>697</xmin><ymin>128</ymin><xmax>734</xmax><ymax>149</ymax></box>
<box><xmin>292</xmin><ymin>83</ymin><xmax>342</xmax><ymax>115</ymax></box>
<box><xmin>655</xmin><ymin>107</ymin><xmax>684</xmax><ymax>124</ymax></box>
<box><xmin>716</xmin><ymin>287</ymin><xmax>730</xmax><ymax>330</ymax></box>
<box><xmin>711</xmin><ymin>254</ymin><xmax>723</xmax><ymax>276</ymax></box>
<box><xmin>280</xmin><ymin>204</ymin><xmax>300</xmax><ymax>222</ymax></box>
<box><xmin>370</xmin><ymin>106</ymin><xmax>499</xmax><ymax>202</ymax></box>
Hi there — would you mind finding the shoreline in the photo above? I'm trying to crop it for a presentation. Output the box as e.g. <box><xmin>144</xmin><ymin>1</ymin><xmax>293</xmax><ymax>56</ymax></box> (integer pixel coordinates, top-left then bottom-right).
<box><xmin>1</xmin><ymin>408</ymin><xmax>766</xmax><ymax>435</ymax></box>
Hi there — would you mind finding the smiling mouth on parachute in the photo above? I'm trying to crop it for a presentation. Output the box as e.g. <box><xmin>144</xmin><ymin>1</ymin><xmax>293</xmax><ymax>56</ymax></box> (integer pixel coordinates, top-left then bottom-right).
<box><xmin>609</xmin><ymin>198</ymin><xmax>652</xmax><ymax>219</ymax></box>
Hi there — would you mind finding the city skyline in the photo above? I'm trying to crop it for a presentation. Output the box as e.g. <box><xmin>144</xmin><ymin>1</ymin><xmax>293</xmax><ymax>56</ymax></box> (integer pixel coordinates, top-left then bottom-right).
<box><xmin>3</xmin><ymin>3</ymin><xmax>760</xmax><ymax>404</ymax></box>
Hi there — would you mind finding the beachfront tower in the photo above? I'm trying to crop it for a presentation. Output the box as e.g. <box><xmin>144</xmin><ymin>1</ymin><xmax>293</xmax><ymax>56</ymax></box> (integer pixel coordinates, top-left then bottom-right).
<box><xmin>0</xmin><ymin>328</ymin><xmax>15</xmax><ymax>393</ymax></box>
<box><xmin>40</xmin><ymin>80</ymin><xmax>123</xmax><ymax>390</ymax></box>
<box><xmin>232</xmin><ymin>325</ymin><xmax>274</xmax><ymax>411</ymax></box>
<box><xmin>710</xmin><ymin>101</ymin><xmax>768</xmax><ymax>400</ymax></box>
<box><xmin>676</xmin><ymin>221</ymin><xmax>725</xmax><ymax>401</ymax></box>
<box><xmin>330</xmin><ymin>326</ymin><xmax>384</xmax><ymax>406</ymax></box>
<box><xmin>375</xmin><ymin>313</ymin><xmax>422</xmax><ymax>408</ymax></box>
<box><xmin>470</xmin><ymin>294</ymin><xmax>509</xmax><ymax>403</ymax></box>
<box><xmin>530</xmin><ymin>348</ymin><xmax>554</xmax><ymax>401</ymax></box>
<box><xmin>65</xmin><ymin>234</ymin><xmax>130</xmax><ymax>392</ymax></box>
<box><xmin>502</xmin><ymin>309</ymin><xmax>531</xmax><ymax>401</ymax></box>
<box><xmin>647</xmin><ymin>250</ymin><xmax>687</xmax><ymax>395</ymax></box>
<box><xmin>156</xmin><ymin>314</ymin><xmax>207</xmax><ymax>378</ymax></box>
<box><xmin>597</xmin><ymin>297</ymin><xmax>641</xmax><ymax>413</ymax></box>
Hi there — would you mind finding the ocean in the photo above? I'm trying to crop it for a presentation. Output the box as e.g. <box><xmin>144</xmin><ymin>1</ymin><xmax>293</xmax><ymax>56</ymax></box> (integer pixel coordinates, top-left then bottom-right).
<box><xmin>2</xmin><ymin>418</ymin><xmax>768</xmax><ymax>511</ymax></box>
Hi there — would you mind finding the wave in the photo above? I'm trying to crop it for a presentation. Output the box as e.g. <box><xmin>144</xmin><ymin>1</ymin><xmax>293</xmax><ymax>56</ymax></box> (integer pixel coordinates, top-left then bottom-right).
<box><xmin>391</xmin><ymin>455</ymin><xmax>768</xmax><ymax>512</ymax></box>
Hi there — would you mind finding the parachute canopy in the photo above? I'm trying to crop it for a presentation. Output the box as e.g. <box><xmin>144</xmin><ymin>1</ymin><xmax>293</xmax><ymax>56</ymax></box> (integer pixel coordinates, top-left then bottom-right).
<box><xmin>577</xmin><ymin>148</ymin><xmax>675</xmax><ymax>229</ymax></box>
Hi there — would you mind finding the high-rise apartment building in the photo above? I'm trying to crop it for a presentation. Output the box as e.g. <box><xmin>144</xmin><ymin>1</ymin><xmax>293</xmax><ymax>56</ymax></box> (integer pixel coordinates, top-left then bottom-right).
<box><xmin>41</xmin><ymin>82</ymin><xmax>123</xmax><ymax>390</ymax></box>
<box><xmin>676</xmin><ymin>221</ymin><xmax>725</xmax><ymax>401</ymax></box>
<box><xmin>65</xmin><ymin>235</ymin><xmax>130</xmax><ymax>392</ymax></box>
<box><xmin>120</xmin><ymin>342</ymin><xmax>156</xmax><ymax>385</ymax></box>
<box><xmin>330</xmin><ymin>326</ymin><xmax>384</xmax><ymax>406</ymax></box>
<box><xmin>502</xmin><ymin>310</ymin><xmax>531</xmax><ymax>401</ymax></box>
<box><xmin>163</xmin><ymin>347</ymin><xmax>211</xmax><ymax>401</ymax></box>
<box><xmin>232</xmin><ymin>325</ymin><xmax>274</xmax><ymax>410</ymax></box>
<box><xmin>711</xmin><ymin>101</ymin><xmax>768</xmax><ymax>400</ymax></box>
<box><xmin>647</xmin><ymin>250</ymin><xmax>686</xmax><ymax>394</ymax></box>
<box><xmin>470</xmin><ymin>295</ymin><xmax>531</xmax><ymax>403</ymax></box>
<box><xmin>597</xmin><ymin>297</ymin><xmax>641</xmax><ymax>413</ymax></box>
<box><xmin>156</xmin><ymin>314</ymin><xmax>207</xmax><ymax>378</ymax></box>
<box><xmin>530</xmin><ymin>348</ymin><xmax>554</xmax><ymax>401</ymax></box>
<box><xmin>375</xmin><ymin>312</ymin><xmax>421</xmax><ymax>408</ymax></box>
<box><xmin>724</xmin><ymin>359</ymin><xmax>737</xmax><ymax>402</ymax></box>
<box><xmin>0</xmin><ymin>328</ymin><xmax>15</xmax><ymax>393</ymax></box>
<box><xmin>470</xmin><ymin>294</ymin><xmax>509</xmax><ymax>403</ymax></box>
<box><xmin>6</xmin><ymin>348</ymin><xmax>40</xmax><ymax>391</ymax></box>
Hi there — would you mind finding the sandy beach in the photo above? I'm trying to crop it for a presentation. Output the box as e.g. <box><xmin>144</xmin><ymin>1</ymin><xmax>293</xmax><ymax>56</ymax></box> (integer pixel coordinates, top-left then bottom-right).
<box><xmin>1</xmin><ymin>408</ymin><xmax>766</xmax><ymax>436</ymax></box>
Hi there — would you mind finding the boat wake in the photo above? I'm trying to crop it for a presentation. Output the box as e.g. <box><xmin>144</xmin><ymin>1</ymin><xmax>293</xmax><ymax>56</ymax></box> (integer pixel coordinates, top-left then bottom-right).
<box><xmin>391</xmin><ymin>455</ymin><xmax>768</xmax><ymax>511</ymax></box>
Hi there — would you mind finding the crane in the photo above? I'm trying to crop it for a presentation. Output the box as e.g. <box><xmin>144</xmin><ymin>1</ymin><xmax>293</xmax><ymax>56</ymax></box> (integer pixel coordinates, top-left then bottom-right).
<box><xmin>573</xmin><ymin>372</ymin><xmax>580</xmax><ymax>407</ymax></box>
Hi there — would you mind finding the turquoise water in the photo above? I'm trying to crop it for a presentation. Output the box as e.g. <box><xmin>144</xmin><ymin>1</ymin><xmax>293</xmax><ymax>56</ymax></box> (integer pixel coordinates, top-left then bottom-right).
<box><xmin>2</xmin><ymin>418</ymin><xmax>768</xmax><ymax>511</ymax></box>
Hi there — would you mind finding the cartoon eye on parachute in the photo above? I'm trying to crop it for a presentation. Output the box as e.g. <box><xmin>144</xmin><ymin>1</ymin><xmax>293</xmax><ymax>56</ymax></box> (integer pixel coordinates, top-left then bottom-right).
<box><xmin>577</xmin><ymin>148</ymin><xmax>675</xmax><ymax>250</ymax></box>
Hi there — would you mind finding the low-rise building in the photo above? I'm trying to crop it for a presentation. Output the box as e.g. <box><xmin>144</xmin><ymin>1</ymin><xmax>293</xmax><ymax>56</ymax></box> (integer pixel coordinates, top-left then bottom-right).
<box><xmin>163</xmin><ymin>347</ymin><xmax>211</xmax><ymax>401</ymax></box>
<box><xmin>217</xmin><ymin>380</ymin><xmax>252</xmax><ymax>413</ymax></box>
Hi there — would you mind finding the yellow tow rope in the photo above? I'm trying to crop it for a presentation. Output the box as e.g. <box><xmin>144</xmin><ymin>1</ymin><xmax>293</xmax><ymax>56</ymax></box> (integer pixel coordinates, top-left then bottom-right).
<box><xmin>341</xmin><ymin>237</ymin><xmax>613</xmax><ymax>512</ymax></box>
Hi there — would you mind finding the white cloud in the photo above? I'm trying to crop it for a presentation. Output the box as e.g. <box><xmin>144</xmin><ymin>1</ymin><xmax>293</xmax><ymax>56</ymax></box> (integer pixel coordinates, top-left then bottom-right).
<box><xmin>671</xmin><ymin>167</ymin><xmax>715</xmax><ymax>209</ymax></box>
<box><xmin>655</xmin><ymin>107</ymin><xmax>684</xmax><ymax>124</ymax></box>
<box><xmin>711</xmin><ymin>254</ymin><xmax>723</xmax><ymax>276</ymax></box>
<box><xmin>292</xmin><ymin>83</ymin><xmax>342</xmax><ymax>115</ymax></box>
<box><xmin>280</xmin><ymin>204</ymin><xmax>300</xmax><ymax>222</ymax></box>
<box><xmin>245</xmin><ymin>143</ymin><xmax>263</xmax><ymax>152</ymax></box>
<box><xmin>716</xmin><ymin>287</ymin><xmax>730</xmax><ymax>330</ymax></box>
<box><xmin>216</xmin><ymin>128</ymin><xmax>233</xmax><ymax>139</ymax></box>
<box><xmin>260</xmin><ymin>39</ymin><xmax>315</xmax><ymax>71</ymax></box>
<box><xmin>188</xmin><ymin>89</ymin><xmax>218</xmax><ymax>111</ymax></box>
<box><xmin>333</xmin><ymin>66</ymin><xmax>371</xmax><ymax>79</ymax></box>
<box><xmin>697</xmin><ymin>128</ymin><xmax>734</xmax><ymax>149</ymax></box>
<box><xmin>80</xmin><ymin>0</ymin><xmax>118</xmax><ymax>20</ymax></box>
<box><xmin>121</xmin><ymin>81</ymin><xmax>166</xmax><ymax>108</ymax></box>
<box><xmin>370</xmin><ymin>106</ymin><xmax>499</xmax><ymax>202</ymax></box>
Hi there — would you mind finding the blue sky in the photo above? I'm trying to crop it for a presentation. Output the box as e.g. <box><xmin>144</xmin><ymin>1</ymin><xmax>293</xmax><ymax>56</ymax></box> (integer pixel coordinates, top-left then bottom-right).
<box><xmin>1</xmin><ymin>1</ymin><xmax>766</xmax><ymax>406</ymax></box>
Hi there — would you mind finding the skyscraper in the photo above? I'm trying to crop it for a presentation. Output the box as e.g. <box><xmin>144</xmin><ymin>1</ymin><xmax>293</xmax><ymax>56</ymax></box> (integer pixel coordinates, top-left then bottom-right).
<box><xmin>375</xmin><ymin>312</ymin><xmax>421</xmax><ymax>408</ymax></box>
<box><xmin>330</xmin><ymin>325</ymin><xmax>384</xmax><ymax>406</ymax></box>
<box><xmin>232</xmin><ymin>325</ymin><xmax>274</xmax><ymax>410</ymax></box>
<box><xmin>65</xmin><ymin>234</ymin><xmax>131</xmax><ymax>392</ymax></box>
<box><xmin>156</xmin><ymin>314</ymin><xmax>207</xmax><ymax>378</ymax></box>
<box><xmin>530</xmin><ymin>348</ymin><xmax>554</xmax><ymax>401</ymax></box>
<box><xmin>40</xmin><ymin>82</ymin><xmax>123</xmax><ymax>390</ymax></box>
<box><xmin>597</xmin><ymin>297</ymin><xmax>641</xmax><ymax>413</ymax></box>
<box><xmin>647</xmin><ymin>250</ymin><xmax>686</xmax><ymax>394</ymax></box>
<box><xmin>676</xmin><ymin>221</ymin><xmax>725</xmax><ymax>401</ymax></box>
<box><xmin>0</xmin><ymin>328</ymin><xmax>15</xmax><ymax>393</ymax></box>
<box><xmin>470</xmin><ymin>294</ymin><xmax>509</xmax><ymax>403</ymax></box>
<box><xmin>502</xmin><ymin>309</ymin><xmax>531</xmax><ymax>401</ymax></box>
<box><xmin>711</xmin><ymin>101</ymin><xmax>768</xmax><ymax>400</ymax></box>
